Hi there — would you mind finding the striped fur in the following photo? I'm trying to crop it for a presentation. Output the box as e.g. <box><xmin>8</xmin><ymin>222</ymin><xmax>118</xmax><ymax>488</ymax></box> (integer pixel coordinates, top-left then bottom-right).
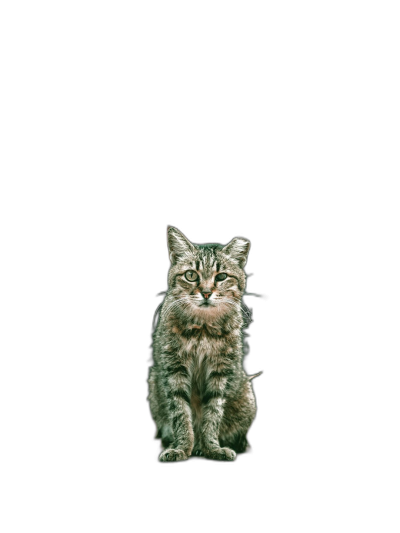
<box><xmin>148</xmin><ymin>226</ymin><xmax>259</xmax><ymax>461</ymax></box>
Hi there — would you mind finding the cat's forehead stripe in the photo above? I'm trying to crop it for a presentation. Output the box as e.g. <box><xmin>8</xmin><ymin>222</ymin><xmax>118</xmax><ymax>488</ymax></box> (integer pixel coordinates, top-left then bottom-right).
<box><xmin>192</xmin><ymin>247</ymin><xmax>227</xmax><ymax>273</ymax></box>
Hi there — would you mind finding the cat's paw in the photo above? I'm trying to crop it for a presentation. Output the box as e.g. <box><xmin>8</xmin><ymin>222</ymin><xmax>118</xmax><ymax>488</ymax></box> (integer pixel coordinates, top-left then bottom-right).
<box><xmin>204</xmin><ymin>446</ymin><xmax>237</xmax><ymax>461</ymax></box>
<box><xmin>159</xmin><ymin>448</ymin><xmax>188</xmax><ymax>462</ymax></box>
<box><xmin>191</xmin><ymin>448</ymin><xmax>203</xmax><ymax>457</ymax></box>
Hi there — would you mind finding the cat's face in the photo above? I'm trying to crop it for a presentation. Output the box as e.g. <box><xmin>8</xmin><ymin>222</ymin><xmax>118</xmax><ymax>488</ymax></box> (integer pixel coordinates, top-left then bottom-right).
<box><xmin>166</xmin><ymin>226</ymin><xmax>250</xmax><ymax>320</ymax></box>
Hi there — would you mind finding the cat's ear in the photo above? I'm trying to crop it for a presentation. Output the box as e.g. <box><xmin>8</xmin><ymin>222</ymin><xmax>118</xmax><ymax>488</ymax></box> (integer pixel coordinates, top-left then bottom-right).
<box><xmin>222</xmin><ymin>237</ymin><xmax>250</xmax><ymax>268</ymax></box>
<box><xmin>167</xmin><ymin>226</ymin><xmax>195</xmax><ymax>264</ymax></box>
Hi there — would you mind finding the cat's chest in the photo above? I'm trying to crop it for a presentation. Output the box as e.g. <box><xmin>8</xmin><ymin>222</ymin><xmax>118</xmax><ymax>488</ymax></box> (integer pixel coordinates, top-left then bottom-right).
<box><xmin>179</xmin><ymin>330</ymin><xmax>224</xmax><ymax>362</ymax></box>
<box><xmin>186</xmin><ymin>334</ymin><xmax>217</xmax><ymax>391</ymax></box>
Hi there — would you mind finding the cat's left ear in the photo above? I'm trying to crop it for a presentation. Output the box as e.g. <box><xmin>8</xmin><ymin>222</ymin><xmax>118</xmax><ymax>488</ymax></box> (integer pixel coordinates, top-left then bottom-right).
<box><xmin>222</xmin><ymin>237</ymin><xmax>250</xmax><ymax>268</ymax></box>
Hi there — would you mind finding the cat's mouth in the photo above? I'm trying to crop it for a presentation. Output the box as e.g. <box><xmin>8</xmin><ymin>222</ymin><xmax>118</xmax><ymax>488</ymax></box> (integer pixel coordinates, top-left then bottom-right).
<box><xmin>199</xmin><ymin>300</ymin><xmax>214</xmax><ymax>308</ymax></box>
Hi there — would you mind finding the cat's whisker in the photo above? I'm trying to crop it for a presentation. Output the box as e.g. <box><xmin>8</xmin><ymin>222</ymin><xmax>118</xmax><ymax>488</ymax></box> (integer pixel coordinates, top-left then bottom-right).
<box><xmin>243</xmin><ymin>291</ymin><xmax>262</xmax><ymax>297</ymax></box>
<box><xmin>221</xmin><ymin>298</ymin><xmax>252</xmax><ymax>320</ymax></box>
<box><xmin>153</xmin><ymin>302</ymin><xmax>164</xmax><ymax>326</ymax></box>
<box><xmin>233</xmin><ymin>296</ymin><xmax>251</xmax><ymax>313</ymax></box>
<box><xmin>163</xmin><ymin>299</ymin><xmax>186</xmax><ymax>319</ymax></box>
<box><xmin>161</xmin><ymin>300</ymin><xmax>183</xmax><ymax>320</ymax></box>
<box><xmin>163</xmin><ymin>297</ymin><xmax>192</xmax><ymax>321</ymax></box>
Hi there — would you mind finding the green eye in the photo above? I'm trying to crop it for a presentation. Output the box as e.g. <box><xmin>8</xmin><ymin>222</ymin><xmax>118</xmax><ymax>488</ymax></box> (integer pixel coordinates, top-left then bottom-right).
<box><xmin>185</xmin><ymin>270</ymin><xmax>199</xmax><ymax>282</ymax></box>
<box><xmin>215</xmin><ymin>273</ymin><xmax>227</xmax><ymax>282</ymax></box>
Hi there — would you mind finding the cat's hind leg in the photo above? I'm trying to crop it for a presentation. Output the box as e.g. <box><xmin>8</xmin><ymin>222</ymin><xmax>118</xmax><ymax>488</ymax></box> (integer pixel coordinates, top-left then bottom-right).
<box><xmin>219</xmin><ymin>432</ymin><xmax>249</xmax><ymax>453</ymax></box>
<box><xmin>218</xmin><ymin>379</ymin><xmax>257</xmax><ymax>454</ymax></box>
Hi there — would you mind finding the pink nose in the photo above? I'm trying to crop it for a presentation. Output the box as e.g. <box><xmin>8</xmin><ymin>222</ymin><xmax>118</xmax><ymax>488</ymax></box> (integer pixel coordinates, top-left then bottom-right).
<box><xmin>202</xmin><ymin>290</ymin><xmax>212</xmax><ymax>299</ymax></box>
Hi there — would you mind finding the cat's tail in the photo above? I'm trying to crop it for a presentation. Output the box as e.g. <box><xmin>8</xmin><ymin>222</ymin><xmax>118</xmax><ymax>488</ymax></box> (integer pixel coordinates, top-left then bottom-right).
<box><xmin>248</xmin><ymin>371</ymin><xmax>263</xmax><ymax>381</ymax></box>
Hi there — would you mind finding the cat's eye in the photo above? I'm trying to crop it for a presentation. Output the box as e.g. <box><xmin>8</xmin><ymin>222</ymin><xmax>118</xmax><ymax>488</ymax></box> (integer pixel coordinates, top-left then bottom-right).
<box><xmin>185</xmin><ymin>270</ymin><xmax>199</xmax><ymax>282</ymax></box>
<box><xmin>215</xmin><ymin>273</ymin><xmax>228</xmax><ymax>282</ymax></box>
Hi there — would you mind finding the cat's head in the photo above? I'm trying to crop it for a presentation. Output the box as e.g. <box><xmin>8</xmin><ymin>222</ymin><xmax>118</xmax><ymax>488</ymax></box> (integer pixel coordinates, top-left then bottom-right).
<box><xmin>166</xmin><ymin>226</ymin><xmax>250</xmax><ymax>321</ymax></box>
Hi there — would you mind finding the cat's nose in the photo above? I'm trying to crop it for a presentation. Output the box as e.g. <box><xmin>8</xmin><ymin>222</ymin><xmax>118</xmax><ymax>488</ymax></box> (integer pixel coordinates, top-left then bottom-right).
<box><xmin>202</xmin><ymin>290</ymin><xmax>212</xmax><ymax>299</ymax></box>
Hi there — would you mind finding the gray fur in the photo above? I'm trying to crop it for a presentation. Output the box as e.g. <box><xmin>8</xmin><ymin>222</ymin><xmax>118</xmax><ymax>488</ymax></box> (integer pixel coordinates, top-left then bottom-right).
<box><xmin>148</xmin><ymin>226</ymin><xmax>259</xmax><ymax>461</ymax></box>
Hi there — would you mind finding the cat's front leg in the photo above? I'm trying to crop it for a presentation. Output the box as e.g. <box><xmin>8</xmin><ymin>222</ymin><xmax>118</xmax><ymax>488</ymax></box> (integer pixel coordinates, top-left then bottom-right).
<box><xmin>201</xmin><ymin>371</ymin><xmax>237</xmax><ymax>461</ymax></box>
<box><xmin>159</xmin><ymin>365</ymin><xmax>194</xmax><ymax>462</ymax></box>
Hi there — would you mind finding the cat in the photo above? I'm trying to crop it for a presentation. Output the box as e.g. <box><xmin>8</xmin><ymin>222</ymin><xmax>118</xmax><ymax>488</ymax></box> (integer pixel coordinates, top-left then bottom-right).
<box><xmin>148</xmin><ymin>226</ymin><xmax>260</xmax><ymax>461</ymax></box>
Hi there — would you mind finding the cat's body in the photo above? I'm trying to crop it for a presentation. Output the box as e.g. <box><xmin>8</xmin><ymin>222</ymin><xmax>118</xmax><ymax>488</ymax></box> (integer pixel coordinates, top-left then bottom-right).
<box><xmin>148</xmin><ymin>227</ymin><xmax>259</xmax><ymax>461</ymax></box>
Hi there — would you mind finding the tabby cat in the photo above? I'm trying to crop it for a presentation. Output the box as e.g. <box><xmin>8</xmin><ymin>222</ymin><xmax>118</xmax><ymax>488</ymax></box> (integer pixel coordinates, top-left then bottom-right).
<box><xmin>148</xmin><ymin>226</ymin><xmax>260</xmax><ymax>461</ymax></box>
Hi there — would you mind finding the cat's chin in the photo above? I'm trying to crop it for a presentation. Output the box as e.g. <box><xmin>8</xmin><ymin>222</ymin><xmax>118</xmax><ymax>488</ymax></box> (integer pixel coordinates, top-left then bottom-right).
<box><xmin>191</xmin><ymin>303</ymin><xmax>229</xmax><ymax>320</ymax></box>
<box><xmin>195</xmin><ymin>300</ymin><xmax>219</xmax><ymax>312</ymax></box>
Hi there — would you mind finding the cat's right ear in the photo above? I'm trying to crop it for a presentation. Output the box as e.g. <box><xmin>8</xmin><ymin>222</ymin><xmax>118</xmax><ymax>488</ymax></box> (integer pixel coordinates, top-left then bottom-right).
<box><xmin>167</xmin><ymin>226</ymin><xmax>195</xmax><ymax>264</ymax></box>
